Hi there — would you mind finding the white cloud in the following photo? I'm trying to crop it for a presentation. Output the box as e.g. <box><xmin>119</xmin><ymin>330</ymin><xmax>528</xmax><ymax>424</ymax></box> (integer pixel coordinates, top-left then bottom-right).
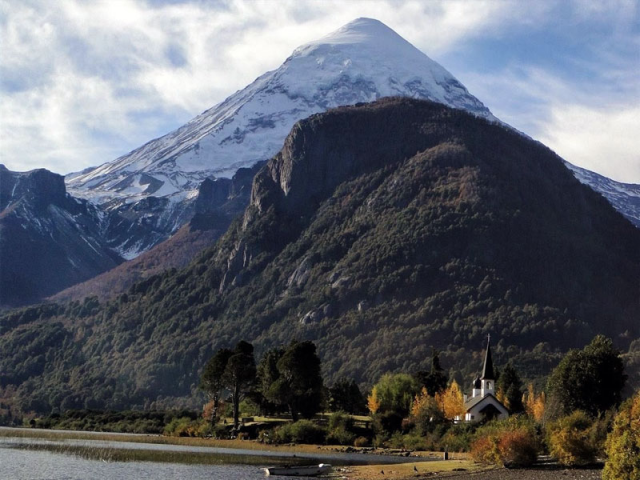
<box><xmin>460</xmin><ymin>58</ymin><xmax>639</xmax><ymax>182</ymax></box>
<box><xmin>539</xmin><ymin>104</ymin><xmax>640</xmax><ymax>183</ymax></box>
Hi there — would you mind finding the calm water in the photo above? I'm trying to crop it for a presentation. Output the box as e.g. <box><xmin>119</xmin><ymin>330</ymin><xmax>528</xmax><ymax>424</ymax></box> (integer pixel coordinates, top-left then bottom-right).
<box><xmin>0</xmin><ymin>446</ymin><xmax>269</xmax><ymax>479</ymax></box>
<box><xmin>0</xmin><ymin>432</ymin><xmax>418</xmax><ymax>479</ymax></box>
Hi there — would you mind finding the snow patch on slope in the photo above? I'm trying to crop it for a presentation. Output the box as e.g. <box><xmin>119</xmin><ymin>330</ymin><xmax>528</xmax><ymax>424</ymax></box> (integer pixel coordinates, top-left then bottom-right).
<box><xmin>565</xmin><ymin>161</ymin><xmax>640</xmax><ymax>228</ymax></box>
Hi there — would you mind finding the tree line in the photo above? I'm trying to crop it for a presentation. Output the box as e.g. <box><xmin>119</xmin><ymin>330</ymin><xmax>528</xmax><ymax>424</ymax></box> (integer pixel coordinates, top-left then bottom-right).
<box><xmin>200</xmin><ymin>340</ymin><xmax>365</xmax><ymax>432</ymax></box>
<box><xmin>198</xmin><ymin>334</ymin><xmax>637</xmax><ymax>478</ymax></box>
<box><xmin>364</xmin><ymin>335</ymin><xmax>627</xmax><ymax>427</ymax></box>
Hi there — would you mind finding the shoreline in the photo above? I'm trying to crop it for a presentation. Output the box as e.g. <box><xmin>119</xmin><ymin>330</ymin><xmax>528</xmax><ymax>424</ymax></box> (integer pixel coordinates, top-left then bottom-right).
<box><xmin>0</xmin><ymin>425</ymin><xmax>448</xmax><ymax>459</ymax></box>
<box><xmin>0</xmin><ymin>427</ymin><xmax>603</xmax><ymax>479</ymax></box>
<box><xmin>0</xmin><ymin>426</ymin><xmax>486</xmax><ymax>478</ymax></box>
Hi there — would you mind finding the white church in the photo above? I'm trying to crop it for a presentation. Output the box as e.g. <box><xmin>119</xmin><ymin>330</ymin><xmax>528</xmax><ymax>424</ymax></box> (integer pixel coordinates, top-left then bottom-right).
<box><xmin>459</xmin><ymin>336</ymin><xmax>509</xmax><ymax>423</ymax></box>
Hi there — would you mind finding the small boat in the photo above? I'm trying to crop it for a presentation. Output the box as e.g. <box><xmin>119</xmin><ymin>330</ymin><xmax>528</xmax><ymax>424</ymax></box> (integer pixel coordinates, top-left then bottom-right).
<box><xmin>263</xmin><ymin>463</ymin><xmax>332</xmax><ymax>476</ymax></box>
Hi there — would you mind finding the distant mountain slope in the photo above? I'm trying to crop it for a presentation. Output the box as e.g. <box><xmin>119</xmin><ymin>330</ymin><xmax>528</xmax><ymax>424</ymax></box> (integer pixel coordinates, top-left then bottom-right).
<box><xmin>565</xmin><ymin>162</ymin><xmax>640</xmax><ymax>228</ymax></box>
<box><xmin>0</xmin><ymin>165</ymin><xmax>122</xmax><ymax>306</ymax></box>
<box><xmin>2</xmin><ymin>99</ymin><xmax>638</xmax><ymax>413</ymax></box>
<box><xmin>51</xmin><ymin>162</ymin><xmax>263</xmax><ymax>303</ymax></box>
<box><xmin>65</xmin><ymin>18</ymin><xmax>497</xmax><ymax>258</ymax></box>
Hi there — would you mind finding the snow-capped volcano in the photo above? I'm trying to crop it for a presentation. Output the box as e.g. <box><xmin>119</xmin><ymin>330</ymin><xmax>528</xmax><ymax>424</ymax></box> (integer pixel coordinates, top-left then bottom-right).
<box><xmin>65</xmin><ymin>17</ymin><xmax>638</xmax><ymax>260</ymax></box>
<box><xmin>65</xmin><ymin>18</ymin><xmax>496</xmax><ymax>253</ymax></box>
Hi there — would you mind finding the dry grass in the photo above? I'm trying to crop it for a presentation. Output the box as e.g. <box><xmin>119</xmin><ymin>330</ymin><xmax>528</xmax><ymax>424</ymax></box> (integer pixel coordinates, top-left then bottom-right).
<box><xmin>0</xmin><ymin>428</ymin><xmax>311</xmax><ymax>453</ymax></box>
<box><xmin>2</xmin><ymin>441</ymin><xmax>312</xmax><ymax>466</ymax></box>
<box><xmin>0</xmin><ymin>427</ymin><xmax>428</xmax><ymax>458</ymax></box>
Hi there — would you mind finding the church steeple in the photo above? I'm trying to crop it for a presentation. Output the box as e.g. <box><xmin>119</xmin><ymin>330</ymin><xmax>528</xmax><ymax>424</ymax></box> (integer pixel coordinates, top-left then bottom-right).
<box><xmin>480</xmin><ymin>334</ymin><xmax>495</xmax><ymax>397</ymax></box>
<box><xmin>481</xmin><ymin>334</ymin><xmax>495</xmax><ymax>380</ymax></box>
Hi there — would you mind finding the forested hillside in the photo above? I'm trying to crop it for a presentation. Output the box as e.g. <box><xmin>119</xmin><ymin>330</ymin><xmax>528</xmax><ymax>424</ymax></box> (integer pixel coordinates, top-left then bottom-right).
<box><xmin>1</xmin><ymin>98</ymin><xmax>638</xmax><ymax>416</ymax></box>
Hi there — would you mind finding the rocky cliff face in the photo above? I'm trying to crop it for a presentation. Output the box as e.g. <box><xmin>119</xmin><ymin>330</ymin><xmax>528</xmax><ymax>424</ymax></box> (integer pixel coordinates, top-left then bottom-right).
<box><xmin>0</xmin><ymin>165</ymin><xmax>122</xmax><ymax>306</ymax></box>
<box><xmin>249</xmin><ymin>100</ymin><xmax>458</xmax><ymax>218</ymax></box>
<box><xmin>1</xmin><ymin>165</ymin><xmax>68</xmax><ymax>212</ymax></box>
<box><xmin>50</xmin><ymin>161</ymin><xmax>264</xmax><ymax>303</ymax></box>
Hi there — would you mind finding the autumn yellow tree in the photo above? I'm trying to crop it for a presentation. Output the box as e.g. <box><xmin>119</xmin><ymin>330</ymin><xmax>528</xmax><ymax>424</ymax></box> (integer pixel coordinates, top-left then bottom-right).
<box><xmin>411</xmin><ymin>388</ymin><xmax>434</xmax><ymax>417</ymax></box>
<box><xmin>411</xmin><ymin>387</ymin><xmax>443</xmax><ymax>433</ymax></box>
<box><xmin>603</xmin><ymin>390</ymin><xmax>640</xmax><ymax>479</ymax></box>
<box><xmin>523</xmin><ymin>383</ymin><xmax>545</xmax><ymax>422</ymax></box>
<box><xmin>368</xmin><ymin>385</ymin><xmax>381</xmax><ymax>414</ymax></box>
<box><xmin>523</xmin><ymin>384</ymin><xmax>535</xmax><ymax>415</ymax></box>
<box><xmin>436</xmin><ymin>380</ymin><xmax>466</xmax><ymax>419</ymax></box>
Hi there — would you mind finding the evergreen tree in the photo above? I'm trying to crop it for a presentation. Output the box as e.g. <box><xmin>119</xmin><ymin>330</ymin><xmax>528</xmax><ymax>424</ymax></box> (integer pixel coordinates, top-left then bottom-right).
<box><xmin>255</xmin><ymin>347</ymin><xmax>285</xmax><ymax>415</ymax></box>
<box><xmin>414</xmin><ymin>348</ymin><xmax>448</xmax><ymax>396</ymax></box>
<box><xmin>223</xmin><ymin>341</ymin><xmax>257</xmax><ymax>431</ymax></box>
<box><xmin>200</xmin><ymin>348</ymin><xmax>233</xmax><ymax>425</ymax></box>
<box><xmin>329</xmin><ymin>378</ymin><xmax>367</xmax><ymax>414</ymax></box>
<box><xmin>266</xmin><ymin>341</ymin><xmax>324</xmax><ymax>421</ymax></box>
<box><xmin>548</xmin><ymin>335</ymin><xmax>626</xmax><ymax>416</ymax></box>
<box><xmin>497</xmin><ymin>362</ymin><xmax>524</xmax><ymax>413</ymax></box>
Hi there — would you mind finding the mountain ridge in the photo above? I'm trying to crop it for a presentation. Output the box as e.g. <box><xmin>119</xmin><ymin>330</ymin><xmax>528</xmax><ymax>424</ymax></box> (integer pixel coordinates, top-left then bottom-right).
<box><xmin>64</xmin><ymin>17</ymin><xmax>639</xmax><ymax>263</ymax></box>
<box><xmin>64</xmin><ymin>18</ymin><xmax>497</xmax><ymax>259</ymax></box>
<box><xmin>0</xmin><ymin>165</ymin><xmax>123</xmax><ymax>306</ymax></box>
<box><xmin>2</xmin><ymin>18</ymin><xmax>637</xmax><ymax>308</ymax></box>
<box><xmin>2</xmin><ymin>98</ymin><xmax>637</xmax><ymax>413</ymax></box>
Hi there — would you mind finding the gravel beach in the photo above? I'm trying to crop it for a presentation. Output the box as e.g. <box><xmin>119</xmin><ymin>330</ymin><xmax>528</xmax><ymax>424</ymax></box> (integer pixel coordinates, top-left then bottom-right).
<box><xmin>450</xmin><ymin>467</ymin><xmax>602</xmax><ymax>479</ymax></box>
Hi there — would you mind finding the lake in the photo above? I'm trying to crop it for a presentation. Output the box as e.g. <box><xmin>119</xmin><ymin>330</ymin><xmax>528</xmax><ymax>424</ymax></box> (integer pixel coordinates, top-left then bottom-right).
<box><xmin>0</xmin><ymin>431</ymin><xmax>417</xmax><ymax>479</ymax></box>
<box><xmin>0</xmin><ymin>446</ymin><xmax>270</xmax><ymax>479</ymax></box>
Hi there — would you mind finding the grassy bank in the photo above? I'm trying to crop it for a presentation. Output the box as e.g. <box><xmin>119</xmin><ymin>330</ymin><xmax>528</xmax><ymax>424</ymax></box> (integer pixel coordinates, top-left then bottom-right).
<box><xmin>0</xmin><ymin>426</ymin><xmax>441</xmax><ymax>459</ymax></box>
<box><xmin>2</xmin><ymin>441</ymin><xmax>310</xmax><ymax>467</ymax></box>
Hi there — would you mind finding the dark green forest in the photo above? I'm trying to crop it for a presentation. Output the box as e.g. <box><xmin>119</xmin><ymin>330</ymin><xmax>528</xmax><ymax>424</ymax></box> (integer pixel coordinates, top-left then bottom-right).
<box><xmin>1</xmin><ymin>98</ymin><xmax>638</xmax><ymax>418</ymax></box>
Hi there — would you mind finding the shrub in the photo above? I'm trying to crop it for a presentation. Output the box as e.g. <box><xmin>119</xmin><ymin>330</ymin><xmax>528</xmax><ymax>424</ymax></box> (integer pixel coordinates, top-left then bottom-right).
<box><xmin>603</xmin><ymin>392</ymin><xmax>640</xmax><ymax>480</ymax></box>
<box><xmin>373</xmin><ymin>434</ymin><xmax>388</xmax><ymax>448</ymax></box>
<box><xmin>274</xmin><ymin>420</ymin><xmax>327</xmax><ymax>444</ymax></box>
<box><xmin>440</xmin><ymin>423</ymin><xmax>475</xmax><ymax>453</ymax></box>
<box><xmin>163</xmin><ymin>417</ymin><xmax>199</xmax><ymax>437</ymax></box>
<box><xmin>326</xmin><ymin>411</ymin><xmax>356</xmax><ymax>445</ymax></box>
<box><xmin>547</xmin><ymin>411</ymin><xmax>597</xmax><ymax>466</ymax></box>
<box><xmin>388</xmin><ymin>431</ymin><xmax>406</xmax><ymax>449</ymax></box>
<box><xmin>471</xmin><ymin>417</ymin><xmax>538</xmax><ymax>467</ymax></box>
<box><xmin>212</xmin><ymin>424</ymin><xmax>232</xmax><ymax>439</ymax></box>
<box><xmin>354</xmin><ymin>436</ymin><xmax>370</xmax><ymax>447</ymax></box>
<box><xmin>589</xmin><ymin>410</ymin><xmax>615</xmax><ymax>457</ymax></box>
<box><xmin>399</xmin><ymin>432</ymin><xmax>429</xmax><ymax>451</ymax></box>
<box><xmin>327</xmin><ymin>427</ymin><xmax>356</xmax><ymax>445</ymax></box>
<box><xmin>471</xmin><ymin>436</ymin><xmax>500</xmax><ymax>465</ymax></box>
<box><xmin>328</xmin><ymin>411</ymin><xmax>353</xmax><ymax>431</ymax></box>
<box><xmin>497</xmin><ymin>429</ymin><xmax>538</xmax><ymax>467</ymax></box>
<box><xmin>374</xmin><ymin>411</ymin><xmax>403</xmax><ymax>435</ymax></box>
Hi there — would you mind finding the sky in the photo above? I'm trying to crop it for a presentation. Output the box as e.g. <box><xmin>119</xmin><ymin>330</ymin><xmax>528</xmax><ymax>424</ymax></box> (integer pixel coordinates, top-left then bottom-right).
<box><xmin>1</xmin><ymin>0</ymin><xmax>638</xmax><ymax>183</ymax></box>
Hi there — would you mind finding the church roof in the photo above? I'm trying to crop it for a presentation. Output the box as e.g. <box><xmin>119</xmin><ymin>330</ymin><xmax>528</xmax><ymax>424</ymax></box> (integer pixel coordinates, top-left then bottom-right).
<box><xmin>480</xmin><ymin>336</ymin><xmax>495</xmax><ymax>380</ymax></box>
<box><xmin>464</xmin><ymin>393</ymin><xmax>509</xmax><ymax>415</ymax></box>
<box><xmin>465</xmin><ymin>392</ymin><xmax>502</xmax><ymax>410</ymax></box>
